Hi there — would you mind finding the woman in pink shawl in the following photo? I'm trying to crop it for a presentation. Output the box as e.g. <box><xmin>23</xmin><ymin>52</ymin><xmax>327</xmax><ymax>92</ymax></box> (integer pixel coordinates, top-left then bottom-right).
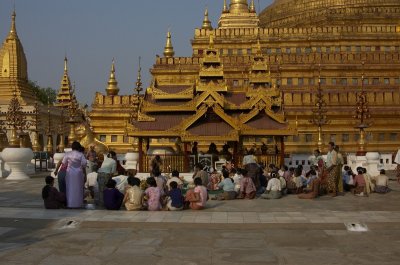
<box><xmin>62</xmin><ymin>142</ymin><xmax>87</xmax><ymax>208</ymax></box>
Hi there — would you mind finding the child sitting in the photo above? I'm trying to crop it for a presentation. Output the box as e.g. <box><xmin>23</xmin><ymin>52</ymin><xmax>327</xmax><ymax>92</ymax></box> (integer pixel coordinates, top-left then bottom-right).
<box><xmin>167</xmin><ymin>181</ymin><xmax>183</xmax><ymax>211</ymax></box>
<box><xmin>123</xmin><ymin>176</ymin><xmax>143</xmax><ymax>211</ymax></box>
<box><xmin>233</xmin><ymin>168</ymin><xmax>243</xmax><ymax>192</ymax></box>
<box><xmin>144</xmin><ymin>177</ymin><xmax>164</xmax><ymax>211</ymax></box>
<box><xmin>103</xmin><ymin>178</ymin><xmax>124</xmax><ymax>210</ymax></box>
<box><xmin>215</xmin><ymin>170</ymin><xmax>236</xmax><ymax>200</ymax></box>
<box><xmin>185</xmin><ymin>177</ymin><xmax>208</xmax><ymax>210</ymax></box>
<box><xmin>42</xmin><ymin>176</ymin><xmax>66</xmax><ymax>209</ymax></box>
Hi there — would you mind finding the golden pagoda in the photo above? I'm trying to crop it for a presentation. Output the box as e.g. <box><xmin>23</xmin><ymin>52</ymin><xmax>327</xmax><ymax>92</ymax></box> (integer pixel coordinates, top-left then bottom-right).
<box><xmin>0</xmin><ymin>10</ymin><xmax>64</xmax><ymax>152</ymax></box>
<box><xmin>55</xmin><ymin>57</ymin><xmax>75</xmax><ymax>108</ymax></box>
<box><xmin>89</xmin><ymin>0</ymin><xmax>400</xmax><ymax>169</ymax></box>
<box><xmin>0</xmin><ymin>10</ymin><xmax>35</xmax><ymax>105</ymax></box>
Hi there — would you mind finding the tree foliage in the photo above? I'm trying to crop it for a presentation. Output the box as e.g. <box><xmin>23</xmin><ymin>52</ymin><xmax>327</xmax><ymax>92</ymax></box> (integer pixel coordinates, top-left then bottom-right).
<box><xmin>28</xmin><ymin>80</ymin><xmax>57</xmax><ymax>105</ymax></box>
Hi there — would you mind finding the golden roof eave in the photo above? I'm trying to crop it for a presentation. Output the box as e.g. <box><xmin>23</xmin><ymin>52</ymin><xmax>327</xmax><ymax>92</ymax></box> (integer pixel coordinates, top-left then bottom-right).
<box><xmin>151</xmin><ymin>86</ymin><xmax>194</xmax><ymax>100</ymax></box>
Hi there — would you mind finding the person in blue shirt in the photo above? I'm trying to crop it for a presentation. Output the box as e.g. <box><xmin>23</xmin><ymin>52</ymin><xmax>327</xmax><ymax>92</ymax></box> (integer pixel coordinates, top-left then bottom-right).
<box><xmin>167</xmin><ymin>181</ymin><xmax>183</xmax><ymax>211</ymax></box>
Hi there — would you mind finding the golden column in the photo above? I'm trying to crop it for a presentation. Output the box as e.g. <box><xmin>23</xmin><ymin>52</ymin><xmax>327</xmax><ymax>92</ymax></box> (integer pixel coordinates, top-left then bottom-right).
<box><xmin>309</xmin><ymin>65</ymin><xmax>328</xmax><ymax>151</ymax></box>
<box><xmin>354</xmin><ymin>63</ymin><xmax>370</xmax><ymax>156</ymax></box>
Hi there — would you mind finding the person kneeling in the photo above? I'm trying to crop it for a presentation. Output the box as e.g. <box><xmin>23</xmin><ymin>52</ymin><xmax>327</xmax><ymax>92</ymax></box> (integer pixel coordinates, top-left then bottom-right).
<box><xmin>167</xmin><ymin>181</ymin><xmax>183</xmax><ymax>211</ymax></box>
<box><xmin>261</xmin><ymin>172</ymin><xmax>282</xmax><ymax>199</ymax></box>
<box><xmin>42</xmin><ymin>176</ymin><xmax>66</xmax><ymax>209</ymax></box>
<box><xmin>185</xmin><ymin>178</ymin><xmax>208</xmax><ymax>210</ymax></box>
<box><xmin>103</xmin><ymin>178</ymin><xmax>124</xmax><ymax>210</ymax></box>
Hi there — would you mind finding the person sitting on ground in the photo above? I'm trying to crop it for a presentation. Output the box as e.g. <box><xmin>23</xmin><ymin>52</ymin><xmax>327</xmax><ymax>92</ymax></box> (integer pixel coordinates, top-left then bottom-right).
<box><xmin>343</xmin><ymin>166</ymin><xmax>354</xmax><ymax>192</ymax></box>
<box><xmin>85</xmin><ymin>163</ymin><xmax>99</xmax><ymax>200</ymax></box>
<box><xmin>373</xmin><ymin>169</ymin><xmax>390</xmax><ymax>194</ymax></box>
<box><xmin>153</xmin><ymin>168</ymin><xmax>167</xmax><ymax>194</ymax></box>
<box><xmin>362</xmin><ymin>167</ymin><xmax>375</xmax><ymax>195</ymax></box>
<box><xmin>42</xmin><ymin>176</ymin><xmax>66</xmax><ymax>209</ymax></box>
<box><xmin>278</xmin><ymin>171</ymin><xmax>287</xmax><ymax>195</ymax></box>
<box><xmin>144</xmin><ymin>177</ymin><xmax>164</xmax><ymax>211</ymax></box>
<box><xmin>237</xmin><ymin>169</ymin><xmax>257</xmax><ymax>199</ymax></box>
<box><xmin>215</xmin><ymin>170</ymin><xmax>236</xmax><ymax>200</ymax></box>
<box><xmin>185</xmin><ymin>177</ymin><xmax>208</xmax><ymax>210</ymax></box>
<box><xmin>305</xmin><ymin>168</ymin><xmax>318</xmax><ymax>188</ymax></box>
<box><xmin>123</xmin><ymin>176</ymin><xmax>143</xmax><ymax>211</ymax></box>
<box><xmin>193</xmin><ymin>163</ymin><xmax>209</xmax><ymax>188</ymax></box>
<box><xmin>298</xmin><ymin>172</ymin><xmax>320</xmax><ymax>199</ymax></box>
<box><xmin>288</xmin><ymin>167</ymin><xmax>304</xmax><ymax>194</ymax></box>
<box><xmin>353</xmin><ymin>167</ymin><xmax>367</xmax><ymax>197</ymax></box>
<box><xmin>103</xmin><ymin>178</ymin><xmax>124</xmax><ymax>210</ymax></box>
<box><xmin>208</xmin><ymin>167</ymin><xmax>222</xmax><ymax>191</ymax></box>
<box><xmin>261</xmin><ymin>172</ymin><xmax>282</xmax><ymax>199</ymax></box>
<box><xmin>166</xmin><ymin>169</ymin><xmax>184</xmax><ymax>190</ymax></box>
<box><xmin>233</xmin><ymin>168</ymin><xmax>243</xmax><ymax>192</ymax></box>
<box><xmin>167</xmin><ymin>181</ymin><xmax>184</xmax><ymax>211</ymax></box>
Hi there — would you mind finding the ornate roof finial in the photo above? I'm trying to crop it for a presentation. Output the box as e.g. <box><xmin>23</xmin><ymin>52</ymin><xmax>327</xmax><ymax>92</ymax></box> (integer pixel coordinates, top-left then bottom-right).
<box><xmin>163</xmin><ymin>30</ymin><xmax>175</xmax><ymax>58</ymax></box>
<box><xmin>250</xmin><ymin>0</ymin><xmax>256</xmax><ymax>13</ymax></box>
<box><xmin>202</xmin><ymin>7</ymin><xmax>213</xmax><ymax>30</ymax></box>
<box><xmin>64</xmin><ymin>56</ymin><xmax>68</xmax><ymax>73</ymax></box>
<box><xmin>135</xmin><ymin>56</ymin><xmax>143</xmax><ymax>95</ymax></box>
<box><xmin>223</xmin><ymin>0</ymin><xmax>228</xmax><ymax>13</ymax></box>
<box><xmin>8</xmin><ymin>8</ymin><xmax>18</xmax><ymax>39</ymax></box>
<box><xmin>105</xmin><ymin>58</ymin><xmax>119</xmax><ymax>96</ymax></box>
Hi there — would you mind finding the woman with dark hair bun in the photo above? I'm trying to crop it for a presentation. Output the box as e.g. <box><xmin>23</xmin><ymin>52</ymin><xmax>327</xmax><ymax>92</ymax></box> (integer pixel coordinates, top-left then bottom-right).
<box><xmin>61</xmin><ymin>141</ymin><xmax>87</xmax><ymax>208</ymax></box>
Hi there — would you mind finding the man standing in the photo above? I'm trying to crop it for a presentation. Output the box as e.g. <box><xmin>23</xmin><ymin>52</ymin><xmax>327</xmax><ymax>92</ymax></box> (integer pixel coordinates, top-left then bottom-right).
<box><xmin>335</xmin><ymin>145</ymin><xmax>344</xmax><ymax>194</ymax></box>
<box><xmin>85</xmin><ymin>144</ymin><xmax>97</xmax><ymax>173</ymax></box>
<box><xmin>326</xmin><ymin>142</ymin><xmax>338</xmax><ymax>197</ymax></box>
<box><xmin>97</xmin><ymin>152</ymin><xmax>117</xmax><ymax>206</ymax></box>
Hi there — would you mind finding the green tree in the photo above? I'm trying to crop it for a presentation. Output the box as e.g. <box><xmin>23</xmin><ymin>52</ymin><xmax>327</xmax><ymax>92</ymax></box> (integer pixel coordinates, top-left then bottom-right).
<box><xmin>28</xmin><ymin>80</ymin><xmax>57</xmax><ymax>105</ymax></box>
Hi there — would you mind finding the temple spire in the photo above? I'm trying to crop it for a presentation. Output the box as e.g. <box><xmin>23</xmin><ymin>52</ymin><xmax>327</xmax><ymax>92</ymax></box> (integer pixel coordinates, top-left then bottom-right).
<box><xmin>135</xmin><ymin>56</ymin><xmax>143</xmax><ymax>95</ymax></box>
<box><xmin>105</xmin><ymin>58</ymin><xmax>119</xmax><ymax>96</ymax></box>
<box><xmin>223</xmin><ymin>0</ymin><xmax>228</xmax><ymax>13</ymax></box>
<box><xmin>7</xmin><ymin>10</ymin><xmax>18</xmax><ymax>39</ymax></box>
<box><xmin>163</xmin><ymin>30</ymin><xmax>175</xmax><ymax>58</ymax></box>
<box><xmin>64</xmin><ymin>56</ymin><xmax>68</xmax><ymax>73</ymax></box>
<box><xmin>249</xmin><ymin>0</ymin><xmax>256</xmax><ymax>13</ymax></box>
<box><xmin>202</xmin><ymin>8</ymin><xmax>213</xmax><ymax>30</ymax></box>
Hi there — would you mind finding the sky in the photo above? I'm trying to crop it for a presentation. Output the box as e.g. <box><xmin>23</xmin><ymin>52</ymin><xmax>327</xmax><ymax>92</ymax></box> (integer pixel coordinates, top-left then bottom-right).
<box><xmin>0</xmin><ymin>0</ymin><xmax>274</xmax><ymax>105</ymax></box>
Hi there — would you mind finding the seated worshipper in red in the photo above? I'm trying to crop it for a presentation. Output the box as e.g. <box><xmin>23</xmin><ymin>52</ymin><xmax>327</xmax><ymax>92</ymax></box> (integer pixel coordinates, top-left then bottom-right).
<box><xmin>353</xmin><ymin>167</ymin><xmax>367</xmax><ymax>197</ymax></box>
<box><xmin>42</xmin><ymin>176</ymin><xmax>66</xmax><ymax>209</ymax></box>
<box><xmin>185</xmin><ymin>177</ymin><xmax>208</xmax><ymax>210</ymax></box>
<box><xmin>103</xmin><ymin>178</ymin><xmax>124</xmax><ymax>210</ymax></box>
<box><xmin>237</xmin><ymin>169</ymin><xmax>256</xmax><ymax>199</ymax></box>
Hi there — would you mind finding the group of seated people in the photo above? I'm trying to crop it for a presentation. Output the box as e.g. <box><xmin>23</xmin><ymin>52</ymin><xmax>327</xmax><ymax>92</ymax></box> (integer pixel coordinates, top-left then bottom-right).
<box><xmin>42</xmin><ymin>156</ymin><xmax>392</xmax><ymax>210</ymax></box>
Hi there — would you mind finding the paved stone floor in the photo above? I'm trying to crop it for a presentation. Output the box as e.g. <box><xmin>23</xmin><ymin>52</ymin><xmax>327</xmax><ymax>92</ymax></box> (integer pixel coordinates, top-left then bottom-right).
<box><xmin>0</xmin><ymin>174</ymin><xmax>400</xmax><ymax>264</ymax></box>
